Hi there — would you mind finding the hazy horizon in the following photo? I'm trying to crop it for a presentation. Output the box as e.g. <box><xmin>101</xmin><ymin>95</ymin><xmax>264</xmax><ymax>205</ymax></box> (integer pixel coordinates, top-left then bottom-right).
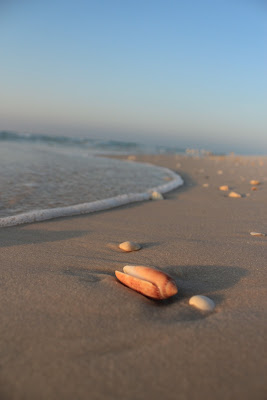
<box><xmin>1</xmin><ymin>0</ymin><xmax>266</xmax><ymax>155</ymax></box>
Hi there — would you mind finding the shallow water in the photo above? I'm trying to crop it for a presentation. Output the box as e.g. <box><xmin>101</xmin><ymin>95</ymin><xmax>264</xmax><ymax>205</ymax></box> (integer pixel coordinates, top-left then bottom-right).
<box><xmin>0</xmin><ymin>141</ymin><xmax>177</xmax><ymax>219</ymax></box>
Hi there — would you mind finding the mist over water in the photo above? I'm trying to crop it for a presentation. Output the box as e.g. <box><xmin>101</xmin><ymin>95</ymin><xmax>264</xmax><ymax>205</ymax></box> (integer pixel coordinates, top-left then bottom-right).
<box><xmin>0</xmin><ymin>130</ymin><xmax>187</xmax><ymax>155</ymax></box>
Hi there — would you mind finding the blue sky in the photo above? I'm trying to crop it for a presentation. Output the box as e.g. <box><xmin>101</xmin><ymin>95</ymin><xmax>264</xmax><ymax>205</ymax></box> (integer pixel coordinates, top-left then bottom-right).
<box><xmin>0</xmin><ymin>0</ymin><xmax>266</xmax><ymax>153</ymax></box>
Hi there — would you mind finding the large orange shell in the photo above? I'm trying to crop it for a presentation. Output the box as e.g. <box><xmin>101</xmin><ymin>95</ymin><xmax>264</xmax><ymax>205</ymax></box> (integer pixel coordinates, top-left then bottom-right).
<box><xmin>115</xmin><ymin>265</ymin><xmax>178</xmax><ymax>300</ymax></box>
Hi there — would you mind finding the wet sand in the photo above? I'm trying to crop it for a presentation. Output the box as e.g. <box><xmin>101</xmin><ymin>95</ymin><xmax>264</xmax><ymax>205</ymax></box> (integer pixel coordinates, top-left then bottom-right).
<box><xmin>0</xmin><ymin>154</ymin><xmax>266</xmax><ymax>400</ymax></box>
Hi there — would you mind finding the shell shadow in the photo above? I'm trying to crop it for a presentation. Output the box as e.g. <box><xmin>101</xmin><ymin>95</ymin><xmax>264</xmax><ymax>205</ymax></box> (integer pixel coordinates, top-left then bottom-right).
<box><xmin>0</xmin><ymin>227</ymin><xmax>88</xmax><ymax>247</ymax></box>
<box><xmin>172</xmin><ymin>264</ymin><xmax>248</xmax><ymax>296</ymax></box>
<box><xmin>141</xmin><ymin>242</ymin><xmax>161</xmax><ymax>249</ymax></box>
<box><xmin>135</xmin><ymin>264</ymin><xmax>248</xmax><ymax>323</ymax></box>
<box><xmin>148</xmin><ymin>264</ymin><xmax>247</xmax><ymax>309</ymax></box>
<box><xmin>61</xmin><ymin>267</ymin><xmax>113</xmax><ymax>285</ymax></box>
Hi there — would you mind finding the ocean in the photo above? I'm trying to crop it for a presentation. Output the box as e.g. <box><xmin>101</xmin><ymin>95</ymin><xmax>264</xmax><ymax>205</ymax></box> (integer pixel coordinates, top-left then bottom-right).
<box><xmin>0</xmin><ymin>131</ymin><xmax>184</xmax><ymax>226</ymax></box>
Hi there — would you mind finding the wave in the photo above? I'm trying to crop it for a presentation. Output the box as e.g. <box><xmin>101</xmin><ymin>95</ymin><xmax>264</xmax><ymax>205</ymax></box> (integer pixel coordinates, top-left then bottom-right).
<box><xmin>0</xmin><ymin>165</ymin><xmax>183</xmax><ymax>227</ymax></box>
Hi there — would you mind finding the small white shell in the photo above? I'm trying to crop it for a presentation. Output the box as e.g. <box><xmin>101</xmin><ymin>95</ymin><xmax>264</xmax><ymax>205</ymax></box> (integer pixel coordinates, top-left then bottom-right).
<box><xmin>189</xmin><ymin>295</ymin><xmax>215</xmax><ymax>311</ymax></box>
<box><xmin>150</xmin><ymin>191</ymin><xmax>164</xmax><ymax>200</ymax></box>
<box><xmin>250</xmin><ymin>232</ymin><xmax>266</xmax><ymax>237</ymax></box>
<box><xmin>119</xmin><ymin>241</ymin><xmax>141</xmax><ymax>252</ymax></box>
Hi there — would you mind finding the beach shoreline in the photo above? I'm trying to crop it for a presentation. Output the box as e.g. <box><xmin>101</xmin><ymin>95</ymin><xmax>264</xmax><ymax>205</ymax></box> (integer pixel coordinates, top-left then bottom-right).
<box><xmin>0</xmin><ymin>158</ymin><xmax>183</xmax><ymax>227</ymax></box>
<box><xmin>0</xmin><ymin>153</ymin><xmax>266</xmax><ymax>400</ymax></box>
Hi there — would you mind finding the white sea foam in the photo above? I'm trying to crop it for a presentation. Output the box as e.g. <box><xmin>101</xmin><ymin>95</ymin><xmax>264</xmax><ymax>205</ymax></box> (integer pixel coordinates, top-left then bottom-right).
<box><xmin>0</xmin><ymin>164</ymin><xmax>183</xmax><ymax>227</ymax></box>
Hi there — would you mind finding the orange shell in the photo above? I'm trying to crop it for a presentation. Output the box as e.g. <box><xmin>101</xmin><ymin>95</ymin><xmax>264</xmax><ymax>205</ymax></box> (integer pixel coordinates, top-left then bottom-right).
<box><xmin>115</xmin><ymin>265</ymin><xmax>178</xmax><ymax>300</ymax></box>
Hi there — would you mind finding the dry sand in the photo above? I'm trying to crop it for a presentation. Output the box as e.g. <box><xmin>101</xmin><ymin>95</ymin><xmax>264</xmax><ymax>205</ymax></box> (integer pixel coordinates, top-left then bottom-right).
<box><xmin>0</xmin><ymin>154</ymin><xmax>266</xmax><ymax>400</ymax></box>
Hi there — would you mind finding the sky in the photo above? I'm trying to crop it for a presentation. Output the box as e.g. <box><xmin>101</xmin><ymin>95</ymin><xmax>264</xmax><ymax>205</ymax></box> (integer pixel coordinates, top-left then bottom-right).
<box><xmin>0</xmin><ymin>0</ymin><xmax>266</xmax><ymax>154</ymax></box>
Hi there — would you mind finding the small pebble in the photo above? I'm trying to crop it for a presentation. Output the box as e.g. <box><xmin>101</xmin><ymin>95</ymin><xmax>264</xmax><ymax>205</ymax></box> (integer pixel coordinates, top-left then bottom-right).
<box><xmin>250</xmin><ymin>180</ymin><xmax>260</xmax><ymax>185</ymax></box>
<box><xmin>217</xmin><ymin>170</ymin><xmax>223</xmax><ymax>175</ymax></box>
<box><xmin>127</xmin><ymin>155</ymin><xmax>136</xmax><ymax>161</ymax></box>
<box><xmin>219</xmin><ymin>185</ymin><xmax>229</xmax><ymax>191</ymax></box>
<box><xmin>250</xmin><ymin>232</ymin><xmax>266</xmax><ymax>237</ymax></box>
<box><xmin>228</xmin><ymin>191</ymin><xmax>241</xmax><ymax>198</ymax></box>
<box><xmin>202</xmin><ymin>183</ymin><xmax>209</xmax><ymax>188</ymax></box>
<box><xmin>251</xmin><ymin>186</ymin><xmax>258</xmax><ymax>191</ymax></box>
<box><xmin>119</xmin><ymin>241</ymin><xmax>142</xmax><ymax>252</ymax></box>
<box><xmin>189</xmin><ymin>295</ymin><xmax>215</xmax><ymax>311</ymax></box>
<box><xmin>150</xmin><ymin>191</ymin><xmax>164</xmax><ymax>200</ymax></box>
<box><xmin>164</xmin><ymin>176</ymin><xmax>172</xmax><ymax>181</ymax></box>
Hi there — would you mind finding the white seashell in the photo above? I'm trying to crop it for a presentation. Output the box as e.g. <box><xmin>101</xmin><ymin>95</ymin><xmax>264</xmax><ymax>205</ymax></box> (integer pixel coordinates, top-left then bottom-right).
<box><xmin>150</xmin><ymin>191</ymin><xmax>164</xmax><ymax>200</ymax></box>
<box><xmin>189</xmin><ymin>295</ymin><xmax>215</xmax><ymax>311</ymax></box>
<box><xmin>119</xmin><ymin>241</ymin><xmax>141</xmax><ymax>252</ymax></box>
<box><xmin>115</xmin><ymin>265</ymin><xmax>178</xmax><ymax>300</ymax></box>
<box><xmin>228</xmin><ymin>191</ymin><xmax>241</xmax><ymax>198</ymax></box>
<box><xmin>250</xmin><ymin>232</ymin><xmax>266</xmax><ymax>237</ymax></box>
<box><xmin>219</xmin><ymin>185</ymin><xmax>229</xmax><ymax>191</ymax></box>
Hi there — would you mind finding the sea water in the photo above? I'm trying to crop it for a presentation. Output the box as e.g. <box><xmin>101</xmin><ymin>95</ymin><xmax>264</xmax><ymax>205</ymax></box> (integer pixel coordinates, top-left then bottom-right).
<box><xmin>0</xmin><ymin>132</ymin><xmax>184</xmax><ymax>226</ymax></box>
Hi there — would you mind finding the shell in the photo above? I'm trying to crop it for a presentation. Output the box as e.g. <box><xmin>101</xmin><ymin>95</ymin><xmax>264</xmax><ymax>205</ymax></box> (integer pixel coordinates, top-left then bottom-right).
<box><xmin>115</xmin><ymin>265</ymin><xmax>178</xmax><ymax>300</ymax></box>
<box><xmin>150</xmin><ymin>191</ymin><xmax>164</xmax><ymax>200</ymax></box>
<box><xmin>119</xmin><ymin>241</ymin><xmax>141</xmax><ymax>252</ymax></box>
<box><xmin>219</xmin><ymin>185</ymin><xmax>229</xmax><ymax>191</ymax></box>
<box><xmin>189</xmin><ymin>295</ymin><xmax>215</xmax><ymax>311</ymax></box>
<box><xmin>250</xmin><ymin>232</ymin><xmax>266</xmax><ymax>237</ymax></box>
<box><xmin>228</xmin><ymin>191</ymin><xmax>241</xmax><ymax>198</ymax></box>
<box><xmin>250</xmin><ymin>180</ymin><xmax>260</xmax><ymax>185</ymax></box>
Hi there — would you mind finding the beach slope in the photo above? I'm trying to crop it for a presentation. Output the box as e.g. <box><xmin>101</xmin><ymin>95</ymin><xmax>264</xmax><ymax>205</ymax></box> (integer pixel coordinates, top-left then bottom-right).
<box><xmin>0</xmin><ymin>154</ymin><xmax>266</xmax><ymax>400</ymax></box>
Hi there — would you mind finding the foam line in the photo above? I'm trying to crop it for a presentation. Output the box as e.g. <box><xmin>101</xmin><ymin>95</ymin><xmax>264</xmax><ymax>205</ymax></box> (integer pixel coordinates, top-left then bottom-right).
<box><xmin>0</xmin><ymin>164</ymin><xmax>183</xmax><ymax>228</ymax></box>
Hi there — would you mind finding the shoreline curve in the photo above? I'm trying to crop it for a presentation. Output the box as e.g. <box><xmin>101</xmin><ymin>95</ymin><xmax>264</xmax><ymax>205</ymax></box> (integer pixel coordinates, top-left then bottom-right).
<box><xmin>0</xmin><ymin>162</ymin><xmax>183</xmax><ymax>228</ymax></box>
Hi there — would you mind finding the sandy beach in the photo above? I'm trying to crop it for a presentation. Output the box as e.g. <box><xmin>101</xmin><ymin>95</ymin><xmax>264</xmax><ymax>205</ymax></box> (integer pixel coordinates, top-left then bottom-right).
<box><xmin>0</xmin><ymin>154</ymin><xmax>266</xmax><ymax>400</ymax></box>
